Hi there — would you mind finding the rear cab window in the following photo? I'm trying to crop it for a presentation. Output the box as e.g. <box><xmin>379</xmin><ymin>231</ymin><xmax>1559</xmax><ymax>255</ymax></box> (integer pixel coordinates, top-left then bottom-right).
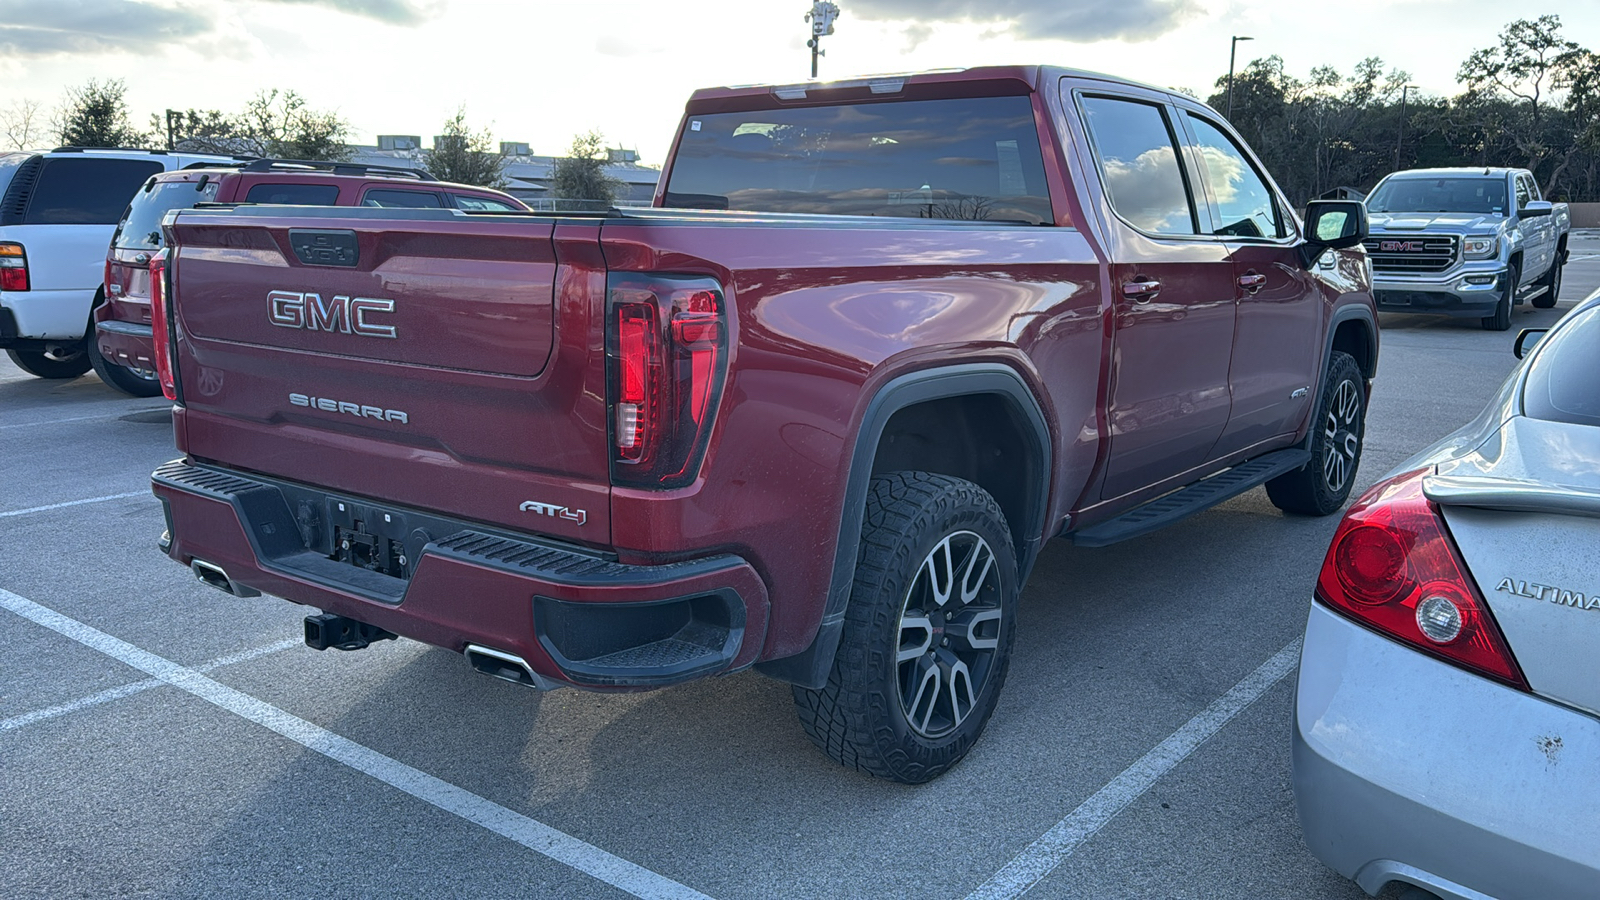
<box><xmin>1523</xmin><ymin>307</ymin><xmax>1600</xmax><ymax>427</ymax></box>
<box><xmin>663</xmin><ymin>95</ymin><xmax>1054</xmax><ymax>224</ymax></box>
<box><xmin>451</xmin><ymin>194</ymin><xmax>520</xmax><ymax>211</ymax></box>
<box><xmin>362</xmin><ymin>188</ymin><xmax>444</xmax><ymax>208</ymax></box>
<box><xmin>25</xmin><ymin>157</ymin><xmax>164</xmax><ymax>225</ymax></box>
<box><xmin>245</xmin><ymin>182</ymin><xmax>341</xmax><ymax>205</ymax></box>
<box><xmin>1077</xmin><ymin>95</ymin><xmax>1197</xmax><ymax>236</ymax></box>
<box><xmin>113</xmin><ymin>180</ymin><xmax>219</xmax><ymax>251</ymax></box>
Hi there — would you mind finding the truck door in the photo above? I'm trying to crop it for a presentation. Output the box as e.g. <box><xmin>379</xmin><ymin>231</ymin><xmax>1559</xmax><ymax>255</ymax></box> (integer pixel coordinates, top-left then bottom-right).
<box><xmin>1517</xmin><ymin>173</ymin><xmax>1553</xmax><ymax>281</ymax></box>
<box><xmin>1072</xmin><ymin>90</ymin><xmax>1237</xmax><ymax>501</ymax></box>
<box><xmin>1178</xmin><ymin>110</ymin><xmax>1319</xmax><ymax>459</ymax></box>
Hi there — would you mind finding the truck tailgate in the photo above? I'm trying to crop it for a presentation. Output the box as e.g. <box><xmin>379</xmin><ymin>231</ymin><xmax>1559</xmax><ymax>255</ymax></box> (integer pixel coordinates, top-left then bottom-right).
<box><xmin>166</xmin><ymin>208</ymin><xmax>610</xmax><ymax>544</ymax></box>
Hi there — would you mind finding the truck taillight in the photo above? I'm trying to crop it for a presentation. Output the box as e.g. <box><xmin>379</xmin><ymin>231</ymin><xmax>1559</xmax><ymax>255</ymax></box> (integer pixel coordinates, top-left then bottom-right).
<box><xmin>1315</xmin><ymin>469</ymin><xmax>1526</xmax><ymax>688</ymax></box>
<box><xmin>607</xmin><ymin>274</ymin><xmax>728</xmax><ymax>489</ymax></box>
<box><xmin>0</xmin><ymin>242</ymin><xmax>28</xmax><ymax>291</ymax></box>
<box><xmin>148</xmin><ymin>250</ymin><xmax>179</xmax><ymax>402</ymax></box>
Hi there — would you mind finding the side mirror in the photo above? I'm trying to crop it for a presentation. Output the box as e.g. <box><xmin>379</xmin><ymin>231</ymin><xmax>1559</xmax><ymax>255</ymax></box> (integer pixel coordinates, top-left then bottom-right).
<box><xmin>1520</xmin><ymin>200</ymin><xmax>1553</xmax><ymax>219</ymax></box>
<box><xmin>1514</xmin><ymin>328</ymin><xmax>1548</xmax><ymax>359</ymax></box>
<box><xmin>1300</xmin><ymin>199</ymin><xmax>1368</xmax><ymax>267</ymax></box>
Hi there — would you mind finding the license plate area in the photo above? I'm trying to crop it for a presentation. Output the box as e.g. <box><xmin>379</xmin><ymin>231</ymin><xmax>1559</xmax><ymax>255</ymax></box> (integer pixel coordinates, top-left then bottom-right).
<box><xmin>322</xmin><ymin>498</ymin><xmax>419</xmax><ymax>581</ymax></box>
<box><xmin>333</xmin><ymin>524</ymin><xmax>406</xmax><ymax>578</ymax></box>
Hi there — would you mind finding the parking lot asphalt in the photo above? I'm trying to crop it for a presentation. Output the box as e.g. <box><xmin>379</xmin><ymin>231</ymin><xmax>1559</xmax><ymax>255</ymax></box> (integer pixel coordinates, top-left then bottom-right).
<box><xmin>4</xmin><ymin>237</ymin><xmax>1597</xmax><ymax>900</ymax></box>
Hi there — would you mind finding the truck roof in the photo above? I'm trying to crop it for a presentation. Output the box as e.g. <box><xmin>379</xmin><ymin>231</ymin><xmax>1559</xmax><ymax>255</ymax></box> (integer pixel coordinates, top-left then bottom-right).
<box><xmin>684</xmin><ymin>65</ymin><xmax>1183</xmax><ymax>111</ymax></box>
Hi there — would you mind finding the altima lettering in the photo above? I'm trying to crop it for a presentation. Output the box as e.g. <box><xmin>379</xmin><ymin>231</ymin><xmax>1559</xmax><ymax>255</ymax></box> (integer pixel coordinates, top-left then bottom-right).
<box><xmin>269</xmin><ymin>290</ymin><xmax>397</xmax><ymax>338</ymax></box>
<box><xmin>1496</xmin><ymin>577</ymin><xmax>1600</xmax><ymax>611</ymax></box>
<box><xmin>289</xmin><ymin>393</ymin><xmax>408</xmax><ymax>424</ymax></box>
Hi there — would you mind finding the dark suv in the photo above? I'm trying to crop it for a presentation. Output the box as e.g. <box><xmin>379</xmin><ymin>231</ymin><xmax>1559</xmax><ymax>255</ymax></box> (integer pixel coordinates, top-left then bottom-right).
<box><xmin>93</xmin><ymin>158</ymin><xmax>525</xmax><ymax>395</ymax></box>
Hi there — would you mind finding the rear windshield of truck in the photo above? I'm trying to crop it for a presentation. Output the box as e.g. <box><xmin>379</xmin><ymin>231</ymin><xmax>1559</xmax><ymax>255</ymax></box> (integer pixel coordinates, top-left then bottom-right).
<box><xmin>663</xmin><ymin>96</ymin><xmax>1054</xmax><ymax>225</ymax></box>
<box><xmin>1367</xmin><ymin>177</ymin><xmax>1508</xmax><ymax>215</ymax></box>
<box><xmin>245</xmin><ymin>182</ymin><xmax>341</xmax><ymax>205</ymax></box>
<box><xmin>1523</xmin><ymin>306</ymin><xmax>1600</xmax><ymax>428</ymax></box>
<box><xmin>113</xmin><ymin>180</ymin><xmax>220</xmax><ymax>250</ymax></box>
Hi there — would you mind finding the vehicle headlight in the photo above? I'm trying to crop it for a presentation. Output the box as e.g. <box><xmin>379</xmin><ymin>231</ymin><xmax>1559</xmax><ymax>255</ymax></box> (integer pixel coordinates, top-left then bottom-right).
<box><xmin>1463</xmin><ymin>236</ymin><xmax>1498</xmax><ymax>259</ymax></box>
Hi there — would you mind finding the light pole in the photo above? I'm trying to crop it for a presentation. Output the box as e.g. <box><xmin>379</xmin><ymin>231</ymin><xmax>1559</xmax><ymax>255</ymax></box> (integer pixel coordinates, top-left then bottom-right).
<box><xmin>1226</xmin><ymin>35</ymin><xmax>1253</xmax><ymax>121</ymax></box>
<box><xmin>1395</xmin><ymin>84</ymin><xmax>1419</xmax><ymax>171</ymax></box>
<box><xmin>805</xmin><ymin>2</ymin><xmax>840</xmax><ymax>79</ymax></box>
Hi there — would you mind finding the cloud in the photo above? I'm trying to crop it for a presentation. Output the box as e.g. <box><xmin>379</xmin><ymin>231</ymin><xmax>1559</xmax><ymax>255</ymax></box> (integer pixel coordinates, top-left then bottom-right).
<box><xmin>255</xmin><ymin>0</ymin><xmax>440</xmax><ymax>25</ymax></box>
<box><xmin>849</xmin><ymin>0</ymin><xmax>1201</xmax><ymax>43</ymax></box>
<box><xmin>0</xmin><ymin>0</ymin><xmax>213</xmax><ymax>56</ymax></box>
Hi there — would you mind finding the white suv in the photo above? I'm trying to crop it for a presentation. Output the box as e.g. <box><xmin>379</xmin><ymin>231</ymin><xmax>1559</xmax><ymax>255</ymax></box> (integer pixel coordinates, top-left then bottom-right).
<box><xmin>0</xmin><ymin>147</ymin><xmax>239</xmax><ymax>380</ymax></box>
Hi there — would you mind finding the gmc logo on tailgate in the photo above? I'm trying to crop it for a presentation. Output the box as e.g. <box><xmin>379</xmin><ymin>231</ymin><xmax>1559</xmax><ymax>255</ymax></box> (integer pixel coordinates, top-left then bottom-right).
<box><xmin>1380</xmin><ymin>240</ymin><xmax>1422</xmax><ymax>252</ymax></box>
<box><xmin>269</xmin><ymin>290</ymin><xmax>397</xmax><ymax>339</ymax></box>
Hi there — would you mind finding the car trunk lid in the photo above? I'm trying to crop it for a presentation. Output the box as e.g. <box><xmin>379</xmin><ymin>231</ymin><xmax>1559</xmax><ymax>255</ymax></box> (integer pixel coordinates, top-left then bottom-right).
<box><xmin>1427</xmin><ymin>417</ymin><xmax>1600</xmax><ymax>717</ymax></box>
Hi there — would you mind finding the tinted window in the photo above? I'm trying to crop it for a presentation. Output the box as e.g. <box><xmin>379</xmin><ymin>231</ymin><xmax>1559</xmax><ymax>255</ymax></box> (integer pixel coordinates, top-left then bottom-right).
<box><xmin>24</xmin><ymin>157</ymin><xmax>164</xmax><ymax>225</ymax></box>
<box><xmin>113</xmin><ymin>180</ymin><xmax>218</xmax><ymax>250</ymax></box>
<box><xmin>452</xmin><ymin>194</ymin><xmax>519</xmax><ymax>211</ymax></box>
<box><xmin>1515</xmin><ymin>176</ymin><xmax>1531</xmax><ymax>209</ymax></box>
<box><xmin>1079</xmin><ymin>96</ymin><xmax>1196</xmax><ymax>235</ymax></box>
<box><xmin>1185</xmin><ymin>114</ymin><xmax>1283</xmax><ymax>238</ymax></box>
<box><xmin>245</xmin><ymin>182</ymin><xmax>341</xmax><ymax>204</ymax></box>
<box><xmin>1368</xmin><ymin>178</ymin><xmax>1508</xmax><ymax>215</ymax></box>
<box><xmin>663</xmin><ymin>96</ymin><xmax>1054</xmax><ymax>224</ymax></box>
<box><xmin>363</xmin><ymin>189</ymin><xmax>443</xmax><ymax>208</ymax></box>
<box><xmin>1523</xmin><ymin>307</ymin><xmax>1600</xmax><ymax>427</ymax></box>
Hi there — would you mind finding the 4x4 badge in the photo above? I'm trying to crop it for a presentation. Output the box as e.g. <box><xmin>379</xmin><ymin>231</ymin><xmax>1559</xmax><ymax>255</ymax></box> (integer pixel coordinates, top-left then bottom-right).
<box><xmin>520</xmin><ymin>500</ymin><xmax>586</xmax><ymax>526</ymax></box>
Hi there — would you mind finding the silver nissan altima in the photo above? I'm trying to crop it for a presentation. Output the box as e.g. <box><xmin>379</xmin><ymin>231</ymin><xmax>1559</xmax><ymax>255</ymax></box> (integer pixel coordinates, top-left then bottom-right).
<box><xmin>1293</xmin><ymin>291</ymin><xmax>1600</xmax><ymax>900</ymax></box>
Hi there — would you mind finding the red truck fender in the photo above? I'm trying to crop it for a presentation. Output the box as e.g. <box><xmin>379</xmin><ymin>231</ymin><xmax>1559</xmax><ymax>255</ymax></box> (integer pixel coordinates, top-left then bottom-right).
<box><xmin>756</xmin><ymin>361</ymin><xmax>1053</xmax><ymax>689</ymax></box>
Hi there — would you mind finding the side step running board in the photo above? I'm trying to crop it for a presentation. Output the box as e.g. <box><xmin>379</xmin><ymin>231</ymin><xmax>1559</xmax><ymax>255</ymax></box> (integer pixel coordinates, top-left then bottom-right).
<box><xmin>1070</xmin><ymin>448</ymin><xmax>1312</xmax><ymax>548</ymax></box>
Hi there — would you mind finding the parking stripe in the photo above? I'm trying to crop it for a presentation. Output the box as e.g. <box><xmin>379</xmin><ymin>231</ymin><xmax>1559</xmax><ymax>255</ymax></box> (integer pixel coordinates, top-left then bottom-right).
<box><xmin>0</xmin><ymin>408</ymin><xmax>167</xmax><ymax>430</ymax></box>
<box><xmin>0</xmin><ymin>588</ymin><xmax>715</xmax><ymax>900</ymax></box>
<box><xmin>1</xmin><ymin>637</ymin><xmax>301</xmax><ymax>733</ymax></box>
<box><xmin>964</xmin><ymin>638</ymin><xmax>1303</xmax><ymax>900</ymax></box>
<box><xmin>0</xmin><ymin>491</ymin><xmax>149</xmax><ymax>518</ymax></box>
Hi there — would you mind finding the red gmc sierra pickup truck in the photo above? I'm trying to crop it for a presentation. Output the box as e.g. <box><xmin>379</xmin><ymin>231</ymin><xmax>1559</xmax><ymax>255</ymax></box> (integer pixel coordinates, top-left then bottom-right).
<box><xmin>149</xmin><ymin>66</ymin><xmax>1377</xmax><ymax>783</ymax></box>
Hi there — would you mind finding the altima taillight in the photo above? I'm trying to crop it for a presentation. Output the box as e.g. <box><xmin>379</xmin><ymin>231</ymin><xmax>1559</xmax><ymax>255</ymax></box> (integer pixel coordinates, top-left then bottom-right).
<box><xmin>607</xmin><ymin>274</ymin><xmax>728</xmax><ymax>489</ymax></box>
<box><xmin>1315</xmin><ymin>469</ymin><xmax>1526</xmax><ymax>688</ymax></box>
<box><xmin>0</xmin><ymin>242</ymin><xmax>29</xmax><ymax>291</ymax></box>
<box><xmin>148</xmin><ymin>250</ymin><xmax>179</xmax><ymax>402</ymax></box>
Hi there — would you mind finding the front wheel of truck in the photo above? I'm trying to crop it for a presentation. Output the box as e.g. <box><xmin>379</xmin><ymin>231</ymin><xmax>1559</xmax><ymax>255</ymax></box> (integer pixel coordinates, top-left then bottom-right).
<box><xmin>1482</xmin><ymin>261</ymin><xmax>1517</xmax><ymax>331</ymax></box>
<box><xmin>1266</xmin><ymin>351</ymin><xmax>1366</xmax><ymax>517</ymax></box>
<box><xmin>792</xmin><ymin>472</ymin><xmax>1018</xmax><ymax>784</ymax></box>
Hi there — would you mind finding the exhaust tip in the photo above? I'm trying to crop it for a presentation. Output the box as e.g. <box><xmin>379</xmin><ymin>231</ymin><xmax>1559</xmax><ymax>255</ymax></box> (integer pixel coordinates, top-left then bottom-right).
<box><xmin>465</xmin><ymin>645</ymin><xmax>552</xmax><ymax>690</ymax></box>
<box><xmin>190</xmin><ymin>559</ymin><xmax>261</xmax><ymax>597</ymax></box>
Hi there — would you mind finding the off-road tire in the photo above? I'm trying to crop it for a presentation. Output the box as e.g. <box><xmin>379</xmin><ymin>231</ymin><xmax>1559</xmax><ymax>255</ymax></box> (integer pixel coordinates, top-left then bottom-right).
<box><xmin>1532</xmin><ymin>255</ymin><xmax>1562</xmax><ymax>309</ymax></box>
<box><xmin>1482</xmin><ymin>261</ymin><xmax>1517</xmax><ymax>331</ymax></box>
<box><xmin>792</xmin><ymin>471</ymin><xmax>1018</xmax><ymax>784</ymax></box>
<box><xmin>6</xmin><ymin>345</ymin><xmax>91</xmax><ymax>379</ymax></box>
<box><xmin>1266</xmin><ymin>351</ymin><xmax>1366</xmax><ymax>516</ymax></box>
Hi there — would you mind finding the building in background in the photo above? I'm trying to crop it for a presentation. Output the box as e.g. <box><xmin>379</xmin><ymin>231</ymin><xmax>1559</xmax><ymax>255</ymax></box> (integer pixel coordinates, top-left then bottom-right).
<box><xmin>353</xmin><ymin>136</ymin><xmax>660</xmax><ymax>209</ymax></box>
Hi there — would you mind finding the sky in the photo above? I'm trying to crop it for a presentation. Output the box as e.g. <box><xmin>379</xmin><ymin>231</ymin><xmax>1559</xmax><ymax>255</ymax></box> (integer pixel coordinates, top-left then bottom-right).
<box><xmin>2</xmin><ymin>0</ymin><xmax>1597</xmax><ymax>166</ymax></box>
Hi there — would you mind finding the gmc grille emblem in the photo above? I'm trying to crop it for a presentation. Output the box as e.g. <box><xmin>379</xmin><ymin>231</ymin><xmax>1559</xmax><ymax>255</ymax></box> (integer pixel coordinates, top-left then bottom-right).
<box><xmin>1380</xmin><ymin>240</ymin><xmax>1421</xmax><ymax>252</ymax></box>
<box><xmin>269</xmin><ymin>290</ymin><xmax>397</xmax><ymax>338</ymax></box>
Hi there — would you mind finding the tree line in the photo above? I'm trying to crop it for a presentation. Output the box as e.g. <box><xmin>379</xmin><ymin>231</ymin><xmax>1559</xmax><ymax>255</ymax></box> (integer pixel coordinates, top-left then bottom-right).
<box><xmin>0</xmin><ymin>80</ymin><xmax>622</xmax><ymax>205</ymax></box>
<box><xmin>1208</xmin><ymin>15</ymin><xmax>1600</xmax><ymax>204</ymax></box>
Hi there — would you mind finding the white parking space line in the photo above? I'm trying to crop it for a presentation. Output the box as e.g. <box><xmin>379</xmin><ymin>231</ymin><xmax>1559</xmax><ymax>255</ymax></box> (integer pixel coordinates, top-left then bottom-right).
<box><xmin>0</xmin><ymin>491</ymin><xmax>150</xmax><ymax>519</ymax></box>
<box><xmin>0</xmin><ymin>588</ymin><xmax>714</xmax><ymax>900</ymax></box>
<box><xmin>965</xmin><ymin>639</ymin><xmax>1303</xmax><ymax>900</ymax></box>
<box><xmin>1</xmin><ymin>637</ymin><xmax>301</xmax><ymax>733</ymax></box>
<box><xmin>0</xmin><ymin>408</ymin><xmax>167</xmax><ymax>431</ymax></box>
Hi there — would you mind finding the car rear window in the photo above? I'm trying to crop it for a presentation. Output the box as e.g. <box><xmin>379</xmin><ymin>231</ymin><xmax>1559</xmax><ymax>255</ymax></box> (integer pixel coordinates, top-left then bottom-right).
<box><xmin>663</xmin><ymin>95</ymin><xmax>1054</xmax><ymax>224</ymax></box>
<box><xmin>1523</xmin><ymin>306</ymin><xmax>1600</xmax><ymax>427</ymax></box>
<box><xmin>24</xmin><ymin>157</ymin><xmax>164</xmax><ymax>225</ymax></box>
<box><xmin>245</xmin><ymin>182</ymin><xmax>341</xmax><ymax>205</ymax></box>
<box><xmin>113</xmin><ymin>180</ymin><xmax>219</xmax><ymax>250</ymax></box>
<box><xmin>363</xmin><ymin>188</ymin><xmax>443</xmax><ymax>208</ymax></box>
<box><xmin>452</xmin><ymin>194</ymin><xmax>520</xmax><ymax>211</ymax></box>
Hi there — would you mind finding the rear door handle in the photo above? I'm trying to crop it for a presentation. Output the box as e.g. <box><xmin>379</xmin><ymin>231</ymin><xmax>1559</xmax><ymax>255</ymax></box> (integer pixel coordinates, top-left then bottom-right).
<box><xmin>1237</xmin><ymin>272</ymin><xmax>1267</xmax><ymax>293</ymax></box>
<box><xmin>1122</xmin><ymin>279</ymin><xmax>1161</xmax><ymax>302</ymax></box>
